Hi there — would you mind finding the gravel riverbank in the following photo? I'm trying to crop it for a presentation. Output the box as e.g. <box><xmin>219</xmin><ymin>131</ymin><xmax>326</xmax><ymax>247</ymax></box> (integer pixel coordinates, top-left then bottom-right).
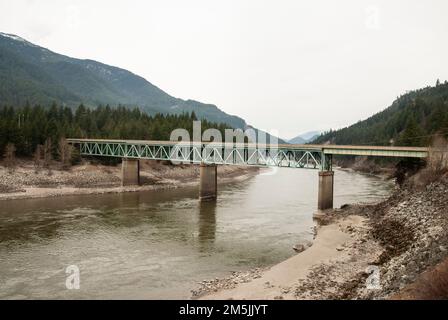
<box><xmin>0</xmin><ymin>160</ymin><xmax>259</xmax><ymax>201</ymax></box>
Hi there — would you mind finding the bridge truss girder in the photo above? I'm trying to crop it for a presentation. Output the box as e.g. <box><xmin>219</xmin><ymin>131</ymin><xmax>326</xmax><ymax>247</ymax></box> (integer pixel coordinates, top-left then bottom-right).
<box><xmin>78</xmin><ymin>141</ymin><xmax>332</xmax><ymax>171</ymax></box>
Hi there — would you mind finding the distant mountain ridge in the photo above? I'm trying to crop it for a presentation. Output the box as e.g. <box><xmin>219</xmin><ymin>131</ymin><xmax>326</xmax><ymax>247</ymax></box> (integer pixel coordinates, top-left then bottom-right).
<box><xmin>288</xmin><ymin>131</ymin><xmax>321</xmax><ymax>144</ymax></box>
<box><xmin>0</xmin><ymin>32</ymin><xmax>246</xmax><ymax>129</ymax></box>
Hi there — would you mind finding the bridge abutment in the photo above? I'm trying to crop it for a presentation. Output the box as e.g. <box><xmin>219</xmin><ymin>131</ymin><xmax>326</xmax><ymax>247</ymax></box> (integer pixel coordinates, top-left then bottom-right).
<box><xmin>200</xmin><ymin>163</ymin><xmax>217</xmax><ymax>201</ymax></box>
<box><xmin>318</xmin><ymin>171</ymin><xmax>334</xmax><ymax>210</ymax></box>
<box><xmin>122</xmin><ymin>158</ymin><xmax>140</xmax><ymax>186</ymax></box>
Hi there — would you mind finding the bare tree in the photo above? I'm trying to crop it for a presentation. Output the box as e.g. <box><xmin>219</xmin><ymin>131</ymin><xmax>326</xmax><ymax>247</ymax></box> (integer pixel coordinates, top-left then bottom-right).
<box><xmin>33</xmin><ymin>144</ymin><xmax>43</xmax><ymax>173</ymax></box>
<box><xmin>57</xmin><ymin>137</ymin><xmax>73</xmax><ymax>170</ymax></box>
<box><xmin>4</xmin><ymin>143</ymin><xmax>16</xmax><ymax>173</ymax></box>
<box><xmin>414</xmin><ymin>135</ymin><xmax>448</xmax><ymax>187</ymax></box>
<box><xmin>428</xmin><ymin>135</ymin><xmax>448</xmax><ymax>173</ymax></box>
<box><xmin>43</xmin><ymin>138</ymin><xmax>53</xmax><ymax>175</ymax></box>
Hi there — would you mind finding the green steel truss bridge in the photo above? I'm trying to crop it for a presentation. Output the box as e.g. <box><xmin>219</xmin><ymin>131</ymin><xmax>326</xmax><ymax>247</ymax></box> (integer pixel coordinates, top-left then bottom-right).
<box><xmin>67</xmin><ymin>138</ymin><xmax>429</xmax><ymax>209</ymax></box>
<box><xmin>67</xmin><ymin>139</ymin><xmax>429</xmax><ymax>171</ymax></box>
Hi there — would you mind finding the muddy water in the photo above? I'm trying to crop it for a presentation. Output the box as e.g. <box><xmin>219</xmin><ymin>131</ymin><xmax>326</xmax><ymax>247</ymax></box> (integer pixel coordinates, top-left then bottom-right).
<box><xmin>0</xmin><ymin>168</ymin><xmax>393</xmax><ymax>299</ymax></box>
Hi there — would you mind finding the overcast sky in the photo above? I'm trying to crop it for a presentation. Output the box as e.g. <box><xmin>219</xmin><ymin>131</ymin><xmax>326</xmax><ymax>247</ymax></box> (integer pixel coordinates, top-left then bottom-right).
<box><xmin>1</xmin><ymin>0</ymin><xmax>447</xmax><ymax>139</ymax></box>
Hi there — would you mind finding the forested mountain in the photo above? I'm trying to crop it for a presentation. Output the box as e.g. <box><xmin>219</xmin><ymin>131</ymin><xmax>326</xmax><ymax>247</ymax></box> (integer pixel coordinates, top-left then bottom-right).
<box><xmin>0</xmin><ymin>32</ymin><xmax>245</xmax><ymax>129</ymax></box>
<box><xmin>0</xmin><ymin>104</ymin><xmax>229</xmax><ymax>158</ymax></box>
<box><xmin>314</xmin><ymin>81</ymin><xmax>448</xmax><ymax>147</ymax></box>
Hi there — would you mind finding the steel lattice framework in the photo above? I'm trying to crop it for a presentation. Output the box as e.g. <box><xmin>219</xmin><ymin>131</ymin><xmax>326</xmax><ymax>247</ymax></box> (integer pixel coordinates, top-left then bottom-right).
<box><xmin>68</xmin><ymin>139</ymin><xmax>430</xmax><ymax>170</ymax></box>
<box><xmin>69</xmin><ymin>139</ymin><xmax>333</xmax><ymax>171</ymax></box>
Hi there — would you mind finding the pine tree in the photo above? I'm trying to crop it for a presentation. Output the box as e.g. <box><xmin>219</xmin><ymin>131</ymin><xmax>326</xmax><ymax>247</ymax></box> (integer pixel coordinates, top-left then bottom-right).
<box><xmin>397</xmin><ymin>116</ymin><xmax>425</xmax><ymax>146</ymax></box>
<box><xmin>0</xmin><ymin>104</ymin><xmax>232</xmax><ymax>159</ymax></box>
<box><xmin>43</xmin><ymin>138</ymin><xmax>52</xmax><ymax>170</ymax></box>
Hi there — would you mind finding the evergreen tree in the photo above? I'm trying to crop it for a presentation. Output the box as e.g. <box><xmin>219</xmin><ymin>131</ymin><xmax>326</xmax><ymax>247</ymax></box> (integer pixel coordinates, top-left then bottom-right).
<box><xmin>0</xmin><ymin>103</ymin><xmax>231</xmax><ymax>159</ymax></box>
<box><xmin>397</xmin><ymin>116</ymin><xmax>425</xmax><ymax>146</ymax></box>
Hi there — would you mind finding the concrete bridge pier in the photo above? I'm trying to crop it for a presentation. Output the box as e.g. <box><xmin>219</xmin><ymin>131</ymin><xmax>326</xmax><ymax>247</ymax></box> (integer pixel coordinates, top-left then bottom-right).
<box><xmin>122</xmin><ymin>158</ymin><xmax>140</xmax><ymax>186</ymax></box>
<box><xmin>200</xmin><ymin>163</ymin><xmax>217</xmax><ymax>201</ymax></box>
<box><xmin>318</xmin><ymin>171</ymin><xmax>334</xmax><ymax>210</ymax></box>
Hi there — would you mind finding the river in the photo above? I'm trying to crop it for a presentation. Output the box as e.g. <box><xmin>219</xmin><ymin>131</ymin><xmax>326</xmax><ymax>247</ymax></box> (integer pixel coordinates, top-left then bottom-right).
<box><xmin>0</xmin><ymin>168</ymin><xmax>393</xmax><ymax>299</ymax></box>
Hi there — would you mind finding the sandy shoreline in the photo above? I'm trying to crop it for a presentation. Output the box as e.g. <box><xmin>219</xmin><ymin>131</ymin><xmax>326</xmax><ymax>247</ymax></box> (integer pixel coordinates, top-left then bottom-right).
<box><xmin>0</xmin><ymin>160</ymin><xmax>260</xmax><ymax>201</ymax></box>
<box><xmin>194</xmin><ymin>172</ymin><xmax>448</xmax><ymax>300</ymax></box>
<box><xmin>196</xmin><ymin>215</ymin><xmax>371</xmax><ymax>300</ymax></box>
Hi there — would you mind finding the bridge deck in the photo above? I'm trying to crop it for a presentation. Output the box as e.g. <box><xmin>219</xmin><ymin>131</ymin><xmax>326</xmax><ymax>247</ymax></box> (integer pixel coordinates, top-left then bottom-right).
<box><xmin>309</xmin><ymin>144</ymin><xmax>429</xmax><ymax>158</ymax></box>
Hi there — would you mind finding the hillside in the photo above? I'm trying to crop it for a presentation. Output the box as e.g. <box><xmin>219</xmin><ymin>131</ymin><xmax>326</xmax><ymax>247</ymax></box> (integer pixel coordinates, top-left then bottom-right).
<box><xmin>314</xmin><ymin>81</ymin><xmax>448</xmax><ymax>147</ymax></box>
<box><xmin>0</xmin><ymin>32</ymin><xmax>245</xmax><ymax>129</ymax></box>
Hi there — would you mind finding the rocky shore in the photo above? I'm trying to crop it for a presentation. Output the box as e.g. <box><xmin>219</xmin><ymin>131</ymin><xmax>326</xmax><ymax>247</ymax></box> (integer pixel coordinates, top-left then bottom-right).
<box><xmin>294</xmin><ymin>176</ymin><xmax>448</xmax><ymax>299</ymax></box>
<box><xmin>194</xmin><ymin>169</ymin><xmax>448</xmax><ymax>300</ymax></box>
<box><xmin>0</xmin><ymin>159</ymin><xmax>259</xmax><ymax>201</ymax></box>
<box><xmin>335</xmin><ymin>156</ymin><xmax>397</xmax><ymax>176</ymax></box>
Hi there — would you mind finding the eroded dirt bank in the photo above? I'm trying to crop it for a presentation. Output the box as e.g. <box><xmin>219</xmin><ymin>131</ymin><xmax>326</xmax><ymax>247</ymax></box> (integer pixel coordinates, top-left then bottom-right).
<box><xmin>0</xmin><ymin>160</ymin><xmax>259</xmax><ymax>201</ymax></box>
<box><xmin>194</xmin><ymin>171</ymin><xmax>448</xmax><ymax>300</ymax></box>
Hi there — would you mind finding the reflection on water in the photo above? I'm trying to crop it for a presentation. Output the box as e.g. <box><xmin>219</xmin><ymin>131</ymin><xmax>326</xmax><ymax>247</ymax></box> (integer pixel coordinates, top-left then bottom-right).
<box><xmin>198</xmin><ymin>202</ymin><xmax>217</xmax><ymax>251</ymax></box>
<box><xmin>0</xmin><ymin>168</ymin><xmax>393</xmax><ymax>299</ymax></box>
